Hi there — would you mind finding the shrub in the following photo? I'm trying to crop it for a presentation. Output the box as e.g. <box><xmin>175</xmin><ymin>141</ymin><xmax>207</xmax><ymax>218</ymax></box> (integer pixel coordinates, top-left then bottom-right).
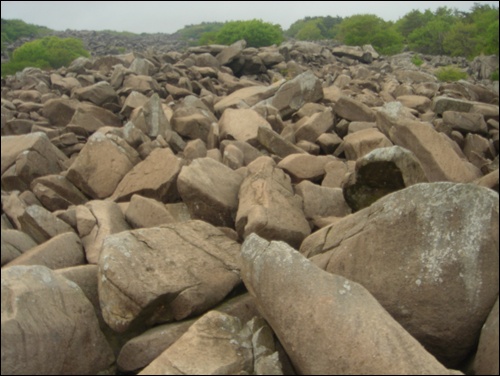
<box><xmin>213</xmin><ymin>19</ymin><xmax>283</xmax><ymax>48</ymax></box>
<box><xmin>2</xmin><ymin>36</ymin><xmax>89</xmax><ymax>76</ymax></box>
<box><xmin>411</xmin><ymin>55</ymin><xmax>424</xmax><ymax>66</ymax></box>
<box><xmin>491</xmin><ymin>70</ymin><xmax>499</xmax><ymax>81</ymax></box>
<box><xmin>435</xmin><ymin>66</ymin><xmax>468</xmax><ymax>82</ymax></box>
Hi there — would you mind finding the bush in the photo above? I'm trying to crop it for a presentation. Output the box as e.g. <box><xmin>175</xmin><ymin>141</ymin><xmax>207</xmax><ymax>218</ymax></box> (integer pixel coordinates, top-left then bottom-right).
<box><xmin>2</xmin><ymin>36</ymin><xmax>90</xmax><ymax>77</ymax></box>
<box><xmin>491</xmin><ymin>70</ymin><xmax>499</xmax><ymax>81</ymax></box>
<box><xmin>435</xmin><ymin>66</ymin><xmax>468</xmax><ymax>82</ymax></box>
<box><xmin>411</xmin><ymin>55</ymin><xmax>424</xmax><ymax>66</ymax></box>
<box><xmin>211</xmin><ymin>19</ymin><xmax>283</xmax><ymax>48</ymax></box>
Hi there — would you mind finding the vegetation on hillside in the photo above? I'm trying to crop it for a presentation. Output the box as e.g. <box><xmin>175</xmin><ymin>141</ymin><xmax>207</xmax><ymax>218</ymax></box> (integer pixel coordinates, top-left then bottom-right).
<box><xmin>2</xmin><ymin>36</ymin><xmax>90</xmax><ymax>76</ymax></box>
<box><xmin>286</xmin><ymin>16</ymin><xmax>342</xmax><ymax>40</ymax></box>
<box><xmin>176</xmin><ymin>22</ymin><xmax>224</xmax><ymax>45</ymax></box>
<box><xmin>1</xmin><ymin>18</ymin><xmax>52</xmax><ymax>55</ymax></box>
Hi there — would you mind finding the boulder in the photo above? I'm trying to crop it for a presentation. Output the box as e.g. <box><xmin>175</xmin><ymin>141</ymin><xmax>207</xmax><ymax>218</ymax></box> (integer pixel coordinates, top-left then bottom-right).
<box><xmin>31</xmin><ymin>174</ymin><xmax>88</xmax><ymax>211</ymax></box>
<box><xmin>294</xmin><ymin>109</ymin><xmax>334</xmax><ymax>143</ymax></box>
<box><xmin>130</xmin><ymin>93</ymin><xmax>171</xmax><ymax>138</ymax></box>
<box><xmin>125</xmin><ymin>195</ymin><xmax>176</xmax><ymax>229</ymax></box>
<box><xmin>80</xmin><ymin>200</ymin><xmax>130</xmax><ymax>264</ymax></box>
<box><xmin>68</xmin><ymin>102</ymin><xmax>122</xmax><ymax>135</ymax></box>
<box><xmin>219</xmin><ymin>108</ymin><xmax>273</xmax><ymax>146</ymax></box>
<box><xmin>241</xmin><ymin>234</ymin><xmax>453</xmax><ymax>375</ymax></box>
<box><xmin>138</xmin><ymin>311</ymin><xmax>254</xmax><ymax>375</ymax></box>
<box><xmin>1</xmin><ymin>229</ymin><xmax>37</xmax><ymax>266</ymax></box>
<box><xmin>216</xmin><ymin>40</ymin><xmax>246</xmax><ymax>66</ymax></box>
<box><xmin>397</xmin><ymin>95</ymin><xmax>432</xmax><ymax>113</ymax></box>
<box><xmin>214</xmin><ymin>83</ymin><xmax>282</xmax><ymax>116</ymax></box>
<box><xmin>42</xmin><ymin>98</ymin><xmax>80</xmax><ymax>127</ymax></box>
<box><xmin>343</xmin><ymin>146</ymin><xmax>428</xmax><ymax>211</ymax></box>
<box><xmin>111</xmin><ymin>147</ymin><xmax>184</xmax><ymax>203</ymax></box>
<box><xmin>395</xmin><ymin>70</ymin><xmax>438</xmax><ymax>84</ymax></box>
<box><xmin>300</xmin><ymin>183</ymin><xmax>499</xmax><ymax>367</ymax></box>
<box><xmin>98</xmin><ymin>220</ymin><xmax>241</xmax><ymax>332</ymax></box>
<box><xmin>269</xmin><ymin>70</ymin><xmax>323</xmax><ymax>118</ymax></box>
<box><xmin>66</xmin><ymin>131</ymin><xmax>141</xmax><ymax>199</ymax></box>
<box><xmin>123</xmin><ymin>74</ymin><xmax>161</xmax><ymax>94</ymax></box>
<box><xmin>73</xmin><ymin>81</ymin><xmax>118</xmax><ymax>106</ymax></box>
<box><xmin>257</xmin><ymin>126</ymin><xmax>306</xmax><ymax>158</ymax></box>
<box><xmin>1</xmin><ymin>265</ymin><xmax>114</xmax><ymax>375</ymax></box>
<box><xmin>277</xmin><ymin>154</ymin><xmax>335</xmax><ymax>183</ymax></box>
<box><xmin>331</xmin><ymin>45</ymin><xmax>374</xmax><ymax>64</ymax></box>
<box><xmin>473</xmin><ymin>298</ymin><xmax>499</xmax><ymax>375</ymax></box>
<box><xmin>18</xmin><ymin>204</ymin><xmax>74</xmax><ymax>244</ymax></box>
<box><xmin>342</xmin><ymin>128</ymin><xmax>393</xmax><ymax>160</ymax></box>
<box><xmin>4</xmin><ymin>232</ymin><xmax>85</xmax><ymax>270</ymax></box>
<box><xmin>295</xmin><ymin>180</ymin><xmax>351</xmax><ymax>221</ymax></box>
<box><xmin>443</xmin><ymin>111</ymin><xmax>488</xmax><ymax>135</ymax></box>
<box><xmin>236</xmin><ymin>157</ymin><xmax>310</xmax><ymax>249</ymax></box>
<box><xmin>334</xmin><ymin>96</ymin><xmax>376</xmax><ymax>122</ymax></box>
<box><xmin>177</xmin><ymin>157</ymin><xmax>244</xmax><ymax>227</ymax></box>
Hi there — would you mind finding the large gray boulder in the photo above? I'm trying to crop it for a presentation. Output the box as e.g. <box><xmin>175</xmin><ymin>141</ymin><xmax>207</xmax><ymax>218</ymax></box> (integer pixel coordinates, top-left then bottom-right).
<box><xmin>1</xmin><ymin>265</ymin><xmax>114</xmax><ymax>374</ymax></box>
<box><xmin>300</xmin><ymin>183</ymin><xmax>499</xmax><ymax>367</ymax></box>
<box><xmin>241</xmin><ymin>234</ymin><xmax>454</xmax><ymax>375</ymax></box>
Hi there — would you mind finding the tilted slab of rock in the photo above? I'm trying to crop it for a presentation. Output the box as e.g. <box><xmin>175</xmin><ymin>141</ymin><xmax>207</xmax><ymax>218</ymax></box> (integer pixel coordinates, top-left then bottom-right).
<box><xmin>66</xmin><ymin>131</ymin><xmax>141</xmax><ymax>199</ymax></box>
<box><xmin>1</xmin><ymin>229</ymin><xmax>37</xmax><ymax>266</ymax></box>
<box><xmin>219</xmin><ymin>108</ymin><xmax>273</xmax><ymax>146</ymax></box>
<box><xmin>42</xmin><ymin>98</ymin><xmax>80</xmax><ymax>127</ymax></box>
<box><xmin>277</xmin><ymin>154</ymin><xmax>335</xmax><ymax>183</ymax></box>
<box><xmin>268</xmin><ymin>70</ymin><xmax>323</xmax><ymax>119</ymax></box>
<box><xmin>1</xmin><ymin>132</ymin><xmax>69</xmax><ymax>190</ymax></box>
<box><xmin>125</xmin><ymin>194</ymin><xmax>176</xmax><ymax>229</ymax></box>
<box><xmin>31</xmin><ymin>174</ymin><xmax>88</xmax><ymax>211</ymax></box>
<box><xmin>177</xmin><ymin>157</ymin><xmax>244</xmax><ymax>227</ymax></box>
<box><xmin>334</xmin><ymin>95</ymin><xmax>376</xmax><ymax>122</ymax></box>
<box><xmin>214</xmin><ymin>83</ymin><xmax>282</xmax><ymax>116</ymax></box>
<box><xmin>80</xmin><ymin>200</ymin><xmax>130</xmax><ymax>264</ymax></box>
<box><xmin>343</xmin><ymin>146</ymin><xmax>428</xmax><ymax>211</ymax></box>
<box><xmin>294</xmin><ymin>108</ymin><xmax>334</xmax><ymax>143</ymax></box>
<box><xmin>73</xmin><ymin>81</ymin><xmax>118</xmax><ymax>107</ymax></box>
<box><xmin>377</xmin><ymin>102</ymin><xmax>481</xmax><ymax>182</ymax></box>
<box><xmin>342</xmin><ymin>128</ymin><xmax>393</xmax><ymax>160</ymax></box>
<box><xmin>257</xmin><ymin>126</ymin><xmax>306</xmax><ymax>158</ymax></box>
<box><xmin>473</xmin><ymin>298</ymin><xmax>499</xmax><ymax>375</ymax></box>
<box><xmin>18</xmin><ymin>204</ymin><xmax>75</xmax><ymax>244</ymax></box>
<box><xmin>4</xmin><ymin>231</ymin><xmax>85</xmax><ymax>270</ymax></box>
<box><xmin>300</xmin><ymin>183</ymin><xmax>499</xmax><ymax>367</ymax></box>
<box><xmin>236</xmin><ymin>156</ymin><xmax>310</xmax><ymax>249</ymax></box>
<box><xmin>295</xmin><ymin>180</ymin><xmax>351</xmax><ymax>220</ymax></box>
<box><xmin>1</xmin><ymin>265</ymin><xmax>114</xmax><ymax>375</ymax></box>
<box><xmin>98</xmin><ymin>220</ymin><xmax>241</xmax><ymax>332</ymax></box>
<box><xmin>111</xmin><ymin>147</ymin><xmax>184</xmax><ymax>203</ymax></box>
<box><xmin>241</xmin><ymin>234</ymin><xmax>455</xmax><ymax>375</ymax></box>
<box><xmin>130</xmin><ymin>93</ymin><xmax>171</xmax><ymax>139</ymax></box>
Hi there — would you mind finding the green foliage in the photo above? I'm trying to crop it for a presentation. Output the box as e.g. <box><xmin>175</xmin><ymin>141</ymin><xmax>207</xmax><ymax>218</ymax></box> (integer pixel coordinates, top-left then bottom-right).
<box><xmin>435</xmin><ymin>66</ymin><xmax>468</xmax><ymax>82</ymax></box>
<box><xmin>411</xmin><ymin>54</ymin><xmax>424</xmax><ymax>66</ymax></box>
<box><xmin>177</xmin><ymin>22</ymin><xmax>224</xmax><ymax>41</ymax></box>
<box><xmin>336</xmin><ymin>14</ymin><xmax>403</xmax><ymax>55</ymax></box>
<box><xmin>491</xmin><ymin>70</ymin><xmax>499</xmax><ymax>81</ymax></box>
<box><xmin>1</xmin><ymin>18</ymin><xmax>51</xmax><ymax>54</ymax></box>
<box><xmin>2</xmin><ymin>36</ymin><xmax>90</xmax><ymax>77</ymax></box>
<box><xmin>211</xmin><ymin>19</ymin><xmax>283</xmax><ymax>48</ymax></box>
<box><xmin>286</xmin><ymin>16</ymin><xmax>342</xmax><ymax>40</ymax></box>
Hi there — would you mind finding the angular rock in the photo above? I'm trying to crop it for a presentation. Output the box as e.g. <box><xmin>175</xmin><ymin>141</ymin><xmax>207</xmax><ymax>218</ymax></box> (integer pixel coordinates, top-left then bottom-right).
<box><xmin>125</xmin><ymin>195</ymin><xmax>176</xmax><ymax>229</ymax></box>
<box><xmin>18</xmin><ymin>205</ymin><xmax>74</xmax><ymax>244</ymax></box>
<box><xmin>301</xmin><ymin>183</ymin><xmax>499</xmax><ymax>367</ymax></box>
<box><xmin>241</xmin><ymin>234</ymin><xmax>453</xmax><ymax>375</ymax></box>
<box><xmin>342</xmin><ymin>128</ymin><xmax>393</xmax><ymax>160</ymax></box>
<box><xmin>277</xmin><ymin>154</ymin><xmax>334</xmax><ymax>183</ymax></box>
<box><xmin>216</xmin><ymin>39</ymin><xmax>246</xmax><ymax>66</ymax></box>
<box><xmin>295</xmin><ymin>180</ymin><xmax>351</xmax><ymax>221</ymax></box>
<box><xmin>177</xmin><ymin>157</ymin><xmax>244</xmax><ymax>227</ymax></box>
<box><xmin>130</xmin><ymin>93</ymin><xmax>171</xmax><ymax>139</ymax></box>
<box><xmin>68</xmin><ymin>102</ymin><xmax>122</xmax><ymax>135</ymax></box>
<box><xmin>334</xmin><ymin>96</ymin><xmax>376</xmax><ymax>122</ymax></box>
<box><xmin>139</xmin><ymin>311</ymin><xmax>253</xmax><ymax>375</ymax></box>
<box><xmin>98</xmin><ymin>220</ymin><xmax>241</xmax><ymax>332</ymax></box>
<box><xmin>120</xmin><ymin>91</ymin><xmax>149</xmax><ymax>117</ymax></box>
<box><xmin>269</xmin><ymin>70</ymin><xmax>323</xmax><ymax>118</ymax></box>
<box><xmin>294</xmin><ymin>109</ymin><xmax>334</xmax><ymax>143</ymax></box>
<box><xmin>219</xmin><ymin>108</ymin><xmax>273</xmax><ymax>146</ymax></box>
<box><xmin>4</xmin><ymin>232</ymin><xmax>85</xmax><ymax>270</ymax></box>
<box><xmin>473</xmin><ymin>298</ymin><xmax>499</xmax><ymax>375</ymax></box>
<box><xmin>73</xmin><ymin>81</ymin><xmax>118</xmax><ymax>106</ymax></box>
<box><xmin>31</xmin><ymin>174</ymin><xmax>88</xmax><ymax>211</ymax></box>
<box><xmin>397</xmin><ymin>95</ymin><xmax>432</xmax><ymax>113</ymax></box>
<box><xmin>257</xmin><ymin>126</ymin><xmax>306</xmax><ymax>158</ymax></box>
<box><xmin>214</xmin><ymin>83</ymin><xmax>282</xmax><ymax>116</ymax></box>
<box><xmin>236</xmin><ymin>157</ymin><xmax>310</xmax><ymax>249</ymax></box>
<box><xmin>395</xmin><ymin>70</ymin><xmax>438</xmax><ymax>84</ymax></box>
<box><xmin>111</xmin><ymin>147</ymin><xmax>183</xmax><ymax>203</ymax></box>
<box><xmin>432</xmin><ymin>96</ymin><xmax>475</xmax><ymax>115</ymax></box>
<box><xmin>1</xmin><ymin>229</ymin><xmax>37</xmax><ymax>266</ymax></box>
<box><xmin>123</xmin><ymin>74</ymin><xmax>161</xmax><ymax>94</ymax></box>
<box><xmin>343</xmin><ymin>146</ymin><xmax>428</xmax><ymax>211</ymax></box>
<box><xmin>443</xmin><ymin>111</ymin><xmax>488</xmax><ymax>135</ymax></box>
<box><xmin>66</xmin><ymin>131</ymin><xmax>141</xmax><ymax>199</ymax></box>
<box><xmin>80</xmin><ymin>200</ymin><xmax>130</xmax><ymax>264</ymax></box>
<box><xmin>1</xmin><ymin>132</ymin><xmax>69</xmax><ymax>188</ymax></box>
<box><xmin>389</xmin><ymin>119</ymin><xmax>481</xmax><ymax>182</ymax></box>
<box><xmin>1</xmin><ymin>265</ymin><xmax>114</xmax><ymax>375</ymax></box>
<box><xmin>331</xmin><ymin>45</ymin><xmax>374</xmax><ymax>64</ymax></box>
<box><xmin>42</xmin><ymin>98</ymin><xmax>80</xmax><ymax>127</ymax></box>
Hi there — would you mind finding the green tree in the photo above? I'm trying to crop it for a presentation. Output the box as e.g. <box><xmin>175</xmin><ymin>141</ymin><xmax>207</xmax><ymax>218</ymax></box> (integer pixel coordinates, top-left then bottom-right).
<box><xmin>443</xmin><ymin>21</ymin><xmax>477</xmax><ymax>57</ymax></box>
<box><xmin>214</xmin><ymin>19</ymin><xmax>283</xmax><ymax>48</ymax></box>
<box><xmin>295</xmin><ymin>20</ymin><xmax>323</xmax><ymax>41</ymax></box>
<box><xmin>2</xmin><ymin>36</ymin><xmax>89</xmax><ymax>76</ymax></box>
<box><xmin>336</xmin><ymin>14</ymin><xmax>403</xmax><ymax>55</ymax></box>
<box><xmin>396</xmin><ymin>9</ymin><xmax>433</xmax><ymax>39</ymax></box>
<box><xmin>408</xmin><ymin>18</ymin><xmax>453</xmax><ymax>55</ymax></box>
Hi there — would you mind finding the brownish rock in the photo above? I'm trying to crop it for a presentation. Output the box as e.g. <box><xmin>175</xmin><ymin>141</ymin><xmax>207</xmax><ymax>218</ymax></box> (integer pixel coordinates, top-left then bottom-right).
<box><xmin>334</xmin><ymin>96</ymin><xmax>376</xmax><ymax>122</ymax></box>
<box><xmin>1</xmin><ymin>265</ymin><xmax>114</xmax><ymax>375</ymax></box>
<box><xmin>98</xmin><ymin>220</ymin><xmax>241</xmax><ymax>332</ymax></box>
<box><xmin>111</xmin><ymin>147</ymin><xmax>184</xmax><ymax>203</ymax></box>
<box><xmin>241</xmin><ymin>234</ymin><xmax>453</xmax><ymax>375</ymax></box>
<box><xmin>1</xmin><ymin>229</ymin><xmax>37</xmax><ymax>266</ymax></box>
<box><xmin>18</xmin><ymin>204</ymin><xmax>75</xmax><ymax>244</ymax></box>
<box><xmin>73</xmin><ymin>81</ymin><xmax>118</xmax><ymax>106</ymax></box>
<box><xmin>473</xmin><ymin>298</ymin><xmax>499</xmax><ymax>375</ymax></box>
<box><xmin>342</xmin><ymin>128</ymin><xmax>393</xmax><ymax>160</ymax></box>
<box><xmin>257</xmin><ymin>126</ymin><xmax>306</xmax><ymax>158</ymax></box>
<box><xmin>66</xmin><ymin>131</ymin><xmax>141</xmax><ymax>199</ymax></box>
<box><xmin>31</xmin><ymin>174</ymin><xmax>88</xmax><ymax>211</ymax></box>
<box><xmin>277</xmin><ymin>154</ymin><xmax>335</xmax><ymax>183</ymax></box>
<box><xmin>295</xmin><ymin>180</ymin><xmax>351</xmax><ymax>221</ymax></box>
<box><xmin>219</xmin><ymin>108</ymin><xmax>273</xmax><ymax>146</ymax></box>
<box><xmin>177</xmin><ymin>157</ymin><xmax>244</xmax><ymax>227</ymax></box>
<box><xmin>301</xmin><ymin>183</ymin><xmax>499</xmax><ymax>367</ymax></box>
<box><xmin>125</xmin><ymin>195</ymin><xmax>176</xmax><ymax>229</ymax></box>
<box><xmin>236</xmin><ymin>157</ymin><xmax>310</xmax><ymax>249</ymax></box>
<box><xmin>294</xmin><ymin>109</ymin><xmax>334</xmax><ymax>143</ymax></box>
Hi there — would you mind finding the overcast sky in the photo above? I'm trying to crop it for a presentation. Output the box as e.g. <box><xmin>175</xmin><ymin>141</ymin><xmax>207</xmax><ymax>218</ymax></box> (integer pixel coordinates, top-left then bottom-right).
<box><xmin>1</xmin><ymin>1</ymin><xmax>498</xmax><ymax>34</ymax></box>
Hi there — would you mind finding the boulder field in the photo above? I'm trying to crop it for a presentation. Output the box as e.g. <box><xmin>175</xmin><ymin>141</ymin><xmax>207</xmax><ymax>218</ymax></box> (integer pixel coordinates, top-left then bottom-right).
<box><xmin>1</xmin><ymin>40</ymin><xmax>499</xmax><ymax>374</ymax></box>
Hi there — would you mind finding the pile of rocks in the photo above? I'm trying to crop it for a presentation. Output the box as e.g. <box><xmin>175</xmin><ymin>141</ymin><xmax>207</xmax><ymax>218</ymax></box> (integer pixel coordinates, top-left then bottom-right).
<box><xmin>1</xmin><ymin>40</ymin><xmax>499</xmax><ymax>375</ymax></box>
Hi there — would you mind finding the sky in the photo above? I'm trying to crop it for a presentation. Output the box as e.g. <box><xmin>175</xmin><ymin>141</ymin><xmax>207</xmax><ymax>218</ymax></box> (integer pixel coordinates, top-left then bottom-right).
<box><xmin>1</xmin><ymin>1</ymin><xmax>498</xmax><ymax>34</ymax></box>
